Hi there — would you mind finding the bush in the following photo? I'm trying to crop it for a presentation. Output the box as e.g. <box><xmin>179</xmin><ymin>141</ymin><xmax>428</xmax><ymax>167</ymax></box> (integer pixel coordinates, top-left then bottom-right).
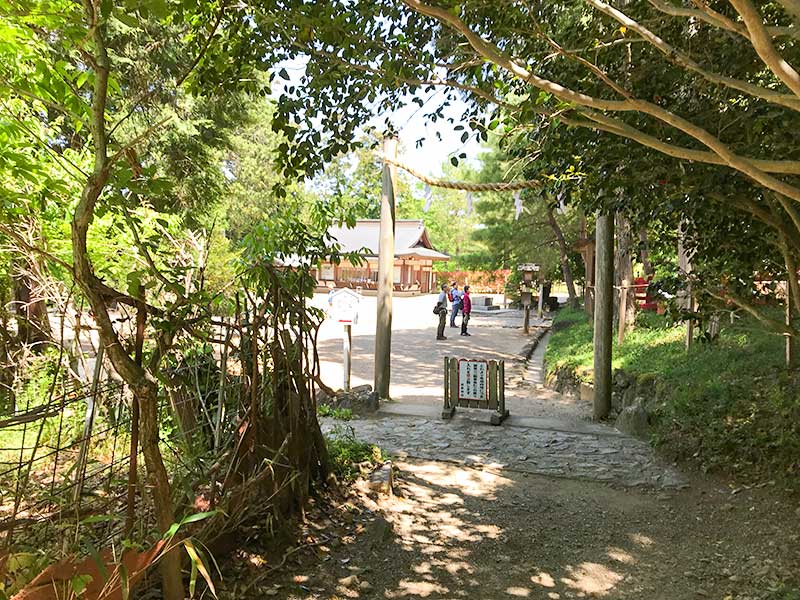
<box><xmin>326</xmin><ymin>425</ymin><xmax>384</xmax><ymax>481</ymax></box>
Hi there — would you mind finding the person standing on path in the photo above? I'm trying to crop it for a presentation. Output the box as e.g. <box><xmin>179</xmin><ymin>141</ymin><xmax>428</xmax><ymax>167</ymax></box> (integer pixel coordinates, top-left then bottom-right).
<box><xmin>460</xmin><ymin>285</ymin><xmax>472</xmax><ymax>336</ymax></box>
<box><xmin>436</xmin><ymin>283</ymin><xmax>449</xmax><ymax>340</ymax></box>
<box><xmin>449</xmin><ymin>282</ymin><xmax>462</xmax><ymax>327</ymax></box>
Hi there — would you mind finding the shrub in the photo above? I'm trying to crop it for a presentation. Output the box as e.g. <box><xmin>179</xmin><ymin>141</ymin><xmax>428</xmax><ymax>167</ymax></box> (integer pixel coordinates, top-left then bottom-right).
<box><xmin>326</xmin><ymin>425</ymin><xmax>384</xmax><ymax>481</ymax></box>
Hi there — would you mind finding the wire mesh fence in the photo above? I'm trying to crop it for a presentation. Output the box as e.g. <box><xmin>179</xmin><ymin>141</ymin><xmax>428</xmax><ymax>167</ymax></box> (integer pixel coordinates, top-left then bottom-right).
<box><xmin>0</xmin><ymin>379</ymin><xmax>133</xmax><ymax>556</ymax></box>
<box><xmin>0</xmin><ymin>355</ymin><xmax>248</xmax><ymax>564</ymax></box>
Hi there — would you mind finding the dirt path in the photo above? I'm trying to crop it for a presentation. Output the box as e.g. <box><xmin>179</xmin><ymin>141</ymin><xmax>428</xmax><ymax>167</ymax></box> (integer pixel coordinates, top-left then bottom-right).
<box><xmin>252</xmin><ymin>297</ymin><xmax>800</xmax><ymax>599</ymax></box>
<box><xmin>250</xmin><ymin>459</ymin><xmax>798</xmax><ymax>600</ymax></box>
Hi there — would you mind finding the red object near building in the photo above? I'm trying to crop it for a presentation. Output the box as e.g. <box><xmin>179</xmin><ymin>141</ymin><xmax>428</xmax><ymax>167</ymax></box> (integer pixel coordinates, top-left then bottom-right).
<box><xmin>634</xmin><ymin>276</ymin><xmax>658</xmax><ymax>311</ymax></box>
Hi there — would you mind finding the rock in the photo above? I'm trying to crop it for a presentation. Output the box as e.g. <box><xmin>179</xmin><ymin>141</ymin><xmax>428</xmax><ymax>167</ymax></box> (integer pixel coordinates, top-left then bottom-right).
<box><xmin>367</xmin><ymin>461</ymin><xmax>394</xmax><ymax>495</ymax></box>
<box><xmin>338</xmin><ymin>575</ymin><xmax>359</xmax><ymax>587</ymax></box>
<box><xmin>580</xmin><ymin>383</ymin><xmax>594</xmax><ymax>402</ymax></box>
<box><xmin>325</xmin><ymin>384</ymin><xmax>379</xmax><ymax>415</ymax></box>
<box><xmin>613</xmin><ymin>370</ymin><xmax>630</xmax><ymax>388</ymax></box>
<box><xmin>615</xmin><ymin>400</ymin><xmax>650</xmax><ymax>438</ymax></box>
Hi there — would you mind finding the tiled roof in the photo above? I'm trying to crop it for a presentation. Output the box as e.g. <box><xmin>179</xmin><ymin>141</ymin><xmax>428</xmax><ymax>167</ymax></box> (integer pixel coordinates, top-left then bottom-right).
<box><xmin>327</xmin><ymin>220</ymin><xmax>449</xmax><ymax>260</ymax></box>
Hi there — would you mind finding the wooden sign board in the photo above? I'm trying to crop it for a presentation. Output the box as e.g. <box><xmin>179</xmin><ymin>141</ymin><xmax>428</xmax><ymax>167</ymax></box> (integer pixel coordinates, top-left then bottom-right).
<box><xmin>517</xmin><ymin>263</ymin><xmax>540</xmax><ymax>272</ymax></box>
<box><xmin>330</xmin><ymin>288</ymin><xmax>361</xmax><ymax>325</ymax></box>
<box><xmin>443</xmin><ymin>357</ymin><xmax>508</xmax><ymax>425</ymax></box>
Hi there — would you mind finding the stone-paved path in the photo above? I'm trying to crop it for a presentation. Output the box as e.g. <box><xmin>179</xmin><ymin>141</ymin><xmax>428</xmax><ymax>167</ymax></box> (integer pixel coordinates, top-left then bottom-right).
<box><xmin>323</xmin><ymin>415</ymin><xmax>687</xmax><ymax>489</ymax></box>
<box><xmin>318</xmin><ymin>294</ymin><xmax>686</xmax><ymax>490</ymax></box>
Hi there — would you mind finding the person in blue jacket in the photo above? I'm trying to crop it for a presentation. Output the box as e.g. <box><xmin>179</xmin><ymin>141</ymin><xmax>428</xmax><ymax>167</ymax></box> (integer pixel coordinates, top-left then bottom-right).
<box><xmin>449</xmin><ymin>282</ymin><xmax>463</xmax><ymax>328</ymax></box>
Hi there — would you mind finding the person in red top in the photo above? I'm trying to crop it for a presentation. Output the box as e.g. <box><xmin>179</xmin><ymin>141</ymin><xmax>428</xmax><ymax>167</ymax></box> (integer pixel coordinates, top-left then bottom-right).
<box><xmin>460</xmin><ymin>285</ymin><xmax>472</xmax><ymax>336</ymax></box>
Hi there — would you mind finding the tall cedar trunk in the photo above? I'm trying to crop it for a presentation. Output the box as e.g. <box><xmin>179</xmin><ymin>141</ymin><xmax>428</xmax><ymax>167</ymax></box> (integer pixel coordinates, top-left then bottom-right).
<box><xmin>72</xmin><ymin>4</ymin><xmax>183</xmax><ymax>597</ymax></box>
<box><xmin>12</xmin><ymin>262</ymin><xmax>51</xmax><ymax>349</ymax></box>
<box><xmin>614</xmin><ymin>214</ymin><xmax>636</xmax><ymax>330</ymax></box>
<box><xmin>639</xmin><ymin>227</ymin><xmax>655</xmax><ymax>278</ymax></box>
<box><xmin>546</xmin><ymin>206</ymin><xmax>578</xmax><ymax>308</ymax></box>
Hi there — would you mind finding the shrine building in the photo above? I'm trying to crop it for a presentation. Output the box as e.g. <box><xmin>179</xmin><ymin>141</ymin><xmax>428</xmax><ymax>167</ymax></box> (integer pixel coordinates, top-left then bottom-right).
<box><xmin>312</xmin><ymin>219</ymin><xmax>449</xmax><ymax>294</ymax></box>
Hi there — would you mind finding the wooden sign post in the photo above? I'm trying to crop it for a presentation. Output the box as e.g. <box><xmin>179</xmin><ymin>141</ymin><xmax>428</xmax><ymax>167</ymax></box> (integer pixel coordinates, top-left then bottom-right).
<box><xmin>330</xmin><ymin>288</ymin><xmax>361</xmax><ymax>392</ymax></box>
<box><xmin>442</xmin><ymin>357</ymin><xmax>508</xmax><ymax>425</ymax></box>
<box><xmin>518</xmin><ymin>263</ymin><xmax>540</xmax><ymax>334</ymax></box>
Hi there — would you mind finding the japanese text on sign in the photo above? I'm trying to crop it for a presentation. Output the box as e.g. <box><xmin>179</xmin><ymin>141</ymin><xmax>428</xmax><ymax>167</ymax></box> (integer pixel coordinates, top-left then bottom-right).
<box><xmin>458</xmin><ymin>360</ymin><xmax>487</xmax><ymax>401</ymax></box>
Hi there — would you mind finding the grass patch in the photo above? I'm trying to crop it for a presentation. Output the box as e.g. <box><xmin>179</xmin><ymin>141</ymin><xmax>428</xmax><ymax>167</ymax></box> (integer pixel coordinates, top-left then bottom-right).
<box><xmin>317</xmin><ymin>404</ymin><xmax>353</xmax><ymax>420</ymax></box>
<box><xmin>325</xmin><ymin>425</ymin><xmax>384</xmax><ymax>482</ymax></box>
<box><xmin>546</xmin><ymin>307</ymin><xmax>800</xmax><ymax>486</ymax></box>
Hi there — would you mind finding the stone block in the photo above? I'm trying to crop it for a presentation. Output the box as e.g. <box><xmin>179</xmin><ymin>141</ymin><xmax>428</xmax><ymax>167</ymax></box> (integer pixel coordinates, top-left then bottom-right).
<box><xmin>615</xmin><ymin>401</ymin><xmax>650</xmax><ymax>438</ymax></box>
<box><xmin>580</xmin><ymin>383</ymin><xmax>594</xmax><ymax>402</ymax></box>
<box><xmin>367</xmin><ymin>461</ymin><xmax>394</xmax><ymax>495</ymax></box>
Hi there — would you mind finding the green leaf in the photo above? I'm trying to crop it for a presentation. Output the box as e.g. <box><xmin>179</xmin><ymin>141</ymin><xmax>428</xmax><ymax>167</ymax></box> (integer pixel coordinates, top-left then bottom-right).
<box><xmin>450</xmin><ymin>156</ymin><xmax>458</xmax><ymax>167</ymax></box>
<box><xmin>71</xmin><ymin>574</ymin><xmax>93</xmax><ymax>596</ymax></box>
<box><xmin>184</xmin><ymin>540</ymin><xmax>217</xmax><ymax>598</ymax></box>
<box><xmin>279</xmin><ymin>68</ymin><xmax>290</xmax><ymax>80</ymax></box>
<box><xmin>115</xmin><ymin>11</ymin><xmax>141</xmax><ymax>28</ymax></box>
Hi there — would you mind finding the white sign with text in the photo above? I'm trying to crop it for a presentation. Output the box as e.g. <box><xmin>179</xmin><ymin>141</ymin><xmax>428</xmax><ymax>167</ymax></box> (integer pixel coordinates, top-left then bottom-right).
<box><xmin>458</xmin><ymin>359</ymin><xmax>488</xmax><ymax>401</ymax></box>
<box><xmin>330</xmin><ymin>288</ymin><xmax>361</xmax><ymax>325</ymax></box>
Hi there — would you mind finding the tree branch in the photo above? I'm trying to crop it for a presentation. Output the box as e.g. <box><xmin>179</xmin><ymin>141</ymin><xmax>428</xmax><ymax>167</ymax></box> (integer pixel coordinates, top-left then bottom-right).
<box><xmin>584</xmin><ymin>0</ymin><xmax>800</xmax><ymax>111</ymax></box>
<box><xmin>175</xmin><ymin>4</ymin><xmax>227</xmax><ymax>87</ymax></box>
<box><xmin>729</xmin><ymin>0</ymin><xmax>800</xmax><ymax>97</ymax></box>
<box><xmin>648</xmin><ymin>0</ymin><xmax>798</xmax><ymax>39</ymax></box>
<box><xmin>122</xmin><ymin>207</ymin><xmax>185</xmax><ymax>296</ymax></box>
<box><xmin>401</xmin><ymin>0</ymin><xmax>800</xmax><ymax>204</ymax></box>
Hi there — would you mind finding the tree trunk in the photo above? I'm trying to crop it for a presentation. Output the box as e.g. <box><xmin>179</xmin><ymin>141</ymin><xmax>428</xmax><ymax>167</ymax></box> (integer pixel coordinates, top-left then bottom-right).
<box><xmin>138</xmin><ymin>382</ymin><xmax>184</xmax><ymax>600</ymax></box>
<box><xmin>639</xmin><ymin>227</ymin><xmax>655</xmax><ymax>278</ymax></box>
<box><xmin>546</xmin><ymin>206</ymin><xmax>578</xmax><ymax>308</ymax></box>
<box><xmin>614</xmin><ymin>214</ymin><xmax>636</xmax><ymax>333</ymax></box>
<box><xmin>71</xmin><ymin>5</ymin><xmax>183</xmax><ymax>595</ymax></box>
<box><xmin>594</xmin><ymin>214</ymin><xmax>614</xmax><ymax>420</ymax></box>
<box><xmin>12</xmin><ymin>260</ymin><xmax>52</xmax><ymax>349</ymax></box>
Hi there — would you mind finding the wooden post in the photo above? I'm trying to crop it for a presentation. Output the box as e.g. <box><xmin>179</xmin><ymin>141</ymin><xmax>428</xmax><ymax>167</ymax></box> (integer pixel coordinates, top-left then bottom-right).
<box><xmin>593</xmin><ymin>213</ymin><xmax>614</xmax><ymax>420</ymax></box>
<box><xmin>74</xmin><ymin>343</ymin><xmax>104</xmax><ymax>504</ymax></box>
<box><xmin>523</xmin><ymin>305</ymin><xmax>530</xmax><ymax>334</ymax></box>
<box><xmin>678</xmin><ymin>220</ymin><xmax>694</xmax><ymax>351</ymax></box>
<box><xmin>536</xmin><ymin>283</ymin><xmax>544</xmax><ymax>319</ymax></box>
<box><xmin>375</xmin><ymin>136</ymin><xmax>397</xmax><ymax>400</ymax></box>
<box><xmin>618</xmin><ymin>279</ymin><xmax>628</xmax><ymax>345</ymax></box>
<box><xmin>343</xmin><ymin>324</ymin><xmax>352</xmax><ymax>392</ymax></box>
<box><xmin>787</xmin><ymin>284</ymin><xmax>794</xmax><ymax>369</ymax></box>
<box><xmin>685</xmin><ymin>288</ymin><xmax>694</xmax><ymax>351</ymax></box>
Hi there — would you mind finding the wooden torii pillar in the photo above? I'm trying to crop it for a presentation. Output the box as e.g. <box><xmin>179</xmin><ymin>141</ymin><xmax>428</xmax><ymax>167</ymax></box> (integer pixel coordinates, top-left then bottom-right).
<box><xmin>374</xmin><ymin>136</ymin><xmax>397</xmax><ymax>400</ymax></box>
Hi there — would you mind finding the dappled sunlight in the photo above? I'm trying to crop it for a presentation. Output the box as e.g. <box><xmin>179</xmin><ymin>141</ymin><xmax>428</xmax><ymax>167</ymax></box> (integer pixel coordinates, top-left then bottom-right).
<box><xmin>406</xmin><ymin>459</ymin><xmax>513</xmax><ymax>499</ymax></box>
<box><xmin>385</xmin><ymin>579</ymin><xmax>450</xmax><ymax>598</ymax></box>
<box><xmin>629</xmin><ymin>532</ymin><xmax>655</xmax><ymax>547</ymax></box>
<box><xmin>607</xmin><ymin>547</ymin><xmax>636</xmax><ymax>565</ymax></box>
<box><xmin>531</xmin><ymin>571</ymin><xmax>556</xmax><ymax>587</ymax></box>
<box><xmin>505</xmin><ymin>586</ymin><xmax>531</xmax><ymax>596</ymax></box>
<box><xmin>560</xmin><ymin>562</ymin><xmax>624</xmax><ymax>596</ymax></box>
